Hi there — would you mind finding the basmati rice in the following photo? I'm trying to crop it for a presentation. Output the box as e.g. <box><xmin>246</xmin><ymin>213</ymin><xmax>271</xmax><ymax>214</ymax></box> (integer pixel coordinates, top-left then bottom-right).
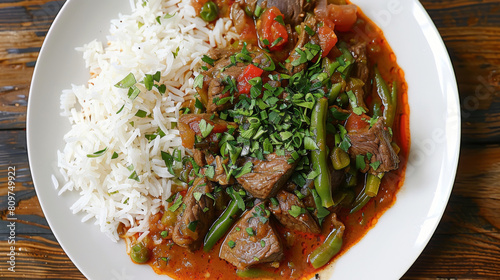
<box><xmin>56</xmin><ymin>0</ymin><xmax>237</xmax><ymax>241</ymax></box>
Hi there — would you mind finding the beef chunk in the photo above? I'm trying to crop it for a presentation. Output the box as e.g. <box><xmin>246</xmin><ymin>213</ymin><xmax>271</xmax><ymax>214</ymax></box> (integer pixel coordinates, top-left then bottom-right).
<box><xmin>220</xmin><ymin>203</ymin><xmax>283</xmax><ymax>269</ymax></box>
<box><xmin>205</xmin><ymin>154</ymin><xmax>235</xmax><ymax>186</ymax></box>
<box><xmin>284</xmin><ymin>15</ymin><xmax>318</xmax><ymax>75</ymax></box>
<box><xmin>347</xmin><ymin>118</ymin><xmax>399</xmax><ymax>173</ymax></box>
<box><xmin>266</xmin><ymin>0</ymin><xmax>314</xmax><ymax>26</ymax></box>
<box><xmin>236</xmin><ymin>153</ymin><xmax>297</xmax><ymax>199</ymax></box>
<box><xmin>172</xmin><ymin>177</ymin><xmax>216</xmax><ymax>251</ymax></box>
<box><xmin>269</xmin><ymin>190</ymin><xmax>321</xmax><ymax>234</ymax></box>
<box><xmin>349</xmin><ymin>42</ymin><xmax>369</xmax><ymax>84</ymax></box>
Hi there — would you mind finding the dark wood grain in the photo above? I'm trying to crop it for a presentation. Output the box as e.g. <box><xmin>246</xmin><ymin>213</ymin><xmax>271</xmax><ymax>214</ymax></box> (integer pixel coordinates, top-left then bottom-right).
<box><xmin>0</xmin><ymin>0</ymin><xmax>499</xmax><ymax>279</ymax></box>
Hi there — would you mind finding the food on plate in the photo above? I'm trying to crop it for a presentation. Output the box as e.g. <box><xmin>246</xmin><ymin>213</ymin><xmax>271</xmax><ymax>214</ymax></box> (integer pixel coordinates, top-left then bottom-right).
<box><xmin>56</xmin><ymin>0</ymin><xmax>409</xmax><ymax>279</ymax></box>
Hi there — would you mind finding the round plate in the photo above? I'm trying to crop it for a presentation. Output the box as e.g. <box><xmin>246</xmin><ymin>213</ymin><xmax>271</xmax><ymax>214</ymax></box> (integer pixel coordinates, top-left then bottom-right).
<box><xmin>27</xmin><ymin>0</ymin><xmax>460</xmax><ymax>279</ymax></box>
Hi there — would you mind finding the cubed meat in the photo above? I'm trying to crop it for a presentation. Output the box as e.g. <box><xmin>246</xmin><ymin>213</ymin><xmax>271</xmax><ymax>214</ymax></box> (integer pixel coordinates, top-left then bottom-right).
<box><xmin>172</xmin><ymin>177</ymin><xmax>215</xmax><ymax>251</ymax></box>
<box><xmin>347</xmin><ymin>117</ymin><xmax>400</xmax><ymax>173</ymax></box>
<box><xmin>220</xmin><ymin>203</ymin><xmax>283</xmax><ymax>269</ymax></box>
<box><xmin>269</xmin><ymin>190</ymin><xmax>321</xmax><ymax>234</ymax></box>
<box><xmin>236</xmin><ymin>153</ymin><xmax>297</xmax><ymax>199</ymax></box>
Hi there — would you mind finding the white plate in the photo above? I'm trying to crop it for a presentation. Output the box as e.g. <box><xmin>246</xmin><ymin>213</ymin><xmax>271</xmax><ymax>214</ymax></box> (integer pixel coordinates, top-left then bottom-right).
<box><xmin>27</xmin><ymin>0</ymin><xmax>460</xmax><ymax>279</ymax></box>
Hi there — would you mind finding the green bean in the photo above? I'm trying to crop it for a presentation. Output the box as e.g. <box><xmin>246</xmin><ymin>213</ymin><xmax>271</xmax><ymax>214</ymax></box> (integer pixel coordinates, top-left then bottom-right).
<box><xmin>345</xmin><ymin>165</ymin><xmax>357</xmax><ymax>188</ymax></box>
<box><xmin>200</xmin><ymin>1</ymin><xmax>218</xmax><ymax>22</ymax></box>
<box><xmin>372</xmin><ymin>101</ymin><xmax>382</xmax><ymax>119</ymax></box>
<box><xmin>309</xmin><ymin>223</ymin><xmax>344</xmax><ymax>269</ymax></box>
<box><xmin>339</xmin><ymin>189</ymin><xmax>356</xmax><ymax>208</ymax></box>
<box><xmin>350</xmin><ymin>187</ymin><xmax>371</xmax><ymax>214</ymax></box>
<box><xmin>236</xmin><ymin>268</ymin><xmax>276</xmax><ymax>278</ymax></box>
<box><xmin>327</xmin><ymin>83</ymin><xmax>343</xmax><ymax>105</ymax></box>
<box><xmin>330</xmin><ymin>146</ymin><xmax>350</xmax><ymax>170</ymax></box>
<box><xmin>337</xmin><ymin>92</ymin><xmax>348</xmax><ymax>107</ymax></box>
<box><xmin>374</xmin><ymin>67</ymin><xmax>396</xmax><ymax>128</ymax></box>
<box><xmin>203</xmin><ymin>196</ymin><xmax>242</xmax><ymax>252</ymax></box>
<box><xmin>130</xmin><ymin>242</ymin><xmax>150</xmax><ymax>264</ymax></box>
<box><xmin>365</xmin><ymin>173</ymin><xmax>383</xmax><ymax>197</ymax></box>
<box><xmin>311</xmin><ymin>97</ymin><xmax>333</xmax><ymax>208</ymax></box>
<box><xmin>337</xmin><ymin>42</ymin><xmax>354</xmax><ymax>77</ymax></box>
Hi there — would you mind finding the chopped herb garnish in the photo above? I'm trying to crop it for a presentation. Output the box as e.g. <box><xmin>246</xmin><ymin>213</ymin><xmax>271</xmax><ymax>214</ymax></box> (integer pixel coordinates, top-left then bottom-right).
<box><xmin>202</xmin><ymin>55</ymin><xmax>215</xmax><ymax>66</ymax></box>
<box><xmin>274</xmin><ymin>15</ymin><xmax>285</xmax><ymax>26</ymax></box>
<box><xmin>234</xmin><ymin>161</ymin><xmax>253</xmax><ymax>178</ymax></box>
<box><xmin>194</xmin><ymin>74</ymin><xmax>204</xmax><ymax>89</ymax></box>
<box><xmin>128</xmin><ymin>171</ymin><xmax>140</xmax><ymax>182</ymax></box>
<box><xmin>87</xmin><ymin>147</ymin><xmax>108</xmax><ymax>158</ymax></box>
<box><xmin>246</xmin><ymin>227</ymin><xmax>255</xmax><ymax>236</ymax></box>
<box><xmin>270</xmin><ymin>37</ymin><xmax>283</xmax><ymax>48</ymax></box>
<box><xmin>187</xmin><ymin>220</ymin><xmax>199</xmax><ymax>232</ymax></box>
<box><xmin>205</xmin><ymin>165</ymin><xmax>215</xmax><ymax>179</ymax></box>
<box><xmin>128</xmin><ymin>85</ymin><xmax>141</xmax><ymax>100</ymax></box>
<box><xmin>260</xmin><ymin>240</ymin><xmax>266</xmax><ymax>247</ymax></box>
<box><xmin>198</xmin><ymin>119</ymin><xmax>214</xmax><ymax>138</ymax></box>
<box><xmin>135</xmin><ymin>109</ymin><xmax>147</xmax><ymax>118</ymax></box>
<box><xmin>172</xmin><ymin>46</ymin><xmax>180</xmax><ymax>58</ymax></box>
<box><xmin>193</xmin><ymin>192</ymin><xmax>203</xmax><ymax>201</ymax></box>
<box><xmin>304</xmin><ymin>25</ymin><xmax>315</xmax><ymax>36</ymax></box>
<box><xmin>370</xmin><ymin>161</ymin><xmax>381</xmax><ymax>170</ymax></box>
<box><xmin>288</xmin><ymin>205</ymin><xmax>306</xmax><ymax>218</ymax></box>
<box><xmin>270</xmin><ymin>197</ymin><xmax>279</xmax><ymax>206</ymax></box>
<box><xmin>111</xmin><ymin>152</ymin><xmax>119</xmax><ymax>159</ymax></box>
<box><xmin>116</xmin><ymin>105</ymin><xmax>125</xmax><ymax>114</ymax></box>
<box><xmin>168</xmin><ymin>195</ymin><xmax>183</xmax><ymax>212</ymax></box>
<box><xmin>160</xmin><ymin>230</ymin><xmax>169</xmax><ymax>238</ymax></box>
<box><xmin>144</xmin><ymin>74</ymin><xmax>154</xmax><ymax>91</ymax></box>
<box><xmin>311</xmin><ymin>189</ymin><xmax>329</xmax><ymax>225</ymax></box>
<box><xmin>114</xmin><ymin>73</ymin><xmax>136</xmax><ymax>88</ymax></box>
<box><xmin>228</xmin><ymin>240</ymin><xmax>236</xmax><ymax>248</ymax></box>
<box><xmin>367</xmin><ymin>152</ymin><xmax>373</xmax><ymax>161</ymax></box>
<box><xmin>164</xmin><ymin>13</ymin><xmax>176</xmax><ymax>19</ymax></box>
<box><xmin>356</xmin><ymin>154</ymin><xmax>366</xmax><ymax>170</ymax></box>
<box><xmin>156</xmin><ymin>16</ymin><xmax>161</xmax><ymax>24</ymax></box>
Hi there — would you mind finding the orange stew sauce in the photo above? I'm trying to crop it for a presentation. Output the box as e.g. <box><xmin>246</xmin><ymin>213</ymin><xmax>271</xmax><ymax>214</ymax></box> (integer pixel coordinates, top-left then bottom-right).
<box><xmin>130</xmin><ymin>2</ymin><xmax>410</xmax><ymax>280</ymax></box>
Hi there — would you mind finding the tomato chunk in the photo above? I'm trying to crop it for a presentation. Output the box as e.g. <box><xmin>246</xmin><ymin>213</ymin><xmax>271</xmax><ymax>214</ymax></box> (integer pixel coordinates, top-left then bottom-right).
<box><xmin>328</xmin><ymin>4</ymin><xmax>358</xmax><ymax>32</ymax></box>
<box><xmin>345</xmin><ymin>112</ymin><xmax>370</xmax><ymax>132</ymax></box>
<box><xmin>257</xmin><ymin>7</ymin><xmax>289</xmax><ymax>51</ymax></box>
<box><xmin>318</xmin><ymin>25</ymin><xmax>338</xmax><ymax>57</ymax></box>
<box><xmin>237</xmin><ymin>64</ymin><xmax>264</xmax><ymax>95</ymax></box>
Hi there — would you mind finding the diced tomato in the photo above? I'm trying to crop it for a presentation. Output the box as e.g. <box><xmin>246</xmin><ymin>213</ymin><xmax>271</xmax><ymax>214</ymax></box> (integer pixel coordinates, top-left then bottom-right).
<box><xmin>237</xmin><ymin>64</ymin><xmax>264</xmax><ymax>95</ymax></box>
<box><xmin>328</xmin><ymin>4</ymin><xmax>358</xmax><ymax>32</ymax></box>
<box><xmin>318</xmin><ymin>25</ymin><xmax>338</xmax><ymax>58</ymax></box>
<box><xmin>345</xmin><ymin>112</ymin><xmax>370</xmax><ymax>132</ymax></box>
<box><xmin>257</xmin><ymin>7</ymin><xmax>289</xmax><ymax>51</ymax></box>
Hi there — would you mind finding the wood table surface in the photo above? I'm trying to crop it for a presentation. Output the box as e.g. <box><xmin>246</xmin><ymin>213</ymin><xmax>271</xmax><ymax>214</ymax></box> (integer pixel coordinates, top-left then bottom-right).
<box><xmin>0</xmin><ymin>0</ymin><xmax>499</xmax><ymax>279</ymax></box>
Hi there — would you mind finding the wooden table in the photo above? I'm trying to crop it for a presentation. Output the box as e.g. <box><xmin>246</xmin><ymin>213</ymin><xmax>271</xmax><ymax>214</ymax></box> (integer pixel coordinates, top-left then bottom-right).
<box><xmin>0</xmin><ymin>0</ymin><xmax>499</xmax><ymax>279</ymax></box>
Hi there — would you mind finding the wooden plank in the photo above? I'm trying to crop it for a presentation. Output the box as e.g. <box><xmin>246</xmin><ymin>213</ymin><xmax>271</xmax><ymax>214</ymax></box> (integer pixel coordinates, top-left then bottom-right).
<box><xmin>0</xmin><ymin>129</ymin><xmax>499</xmax><ymax>278</ymax></box>
<box><xmin>0</xmin><ymin>130</ymin><xmax>84</xmax><ymax>278</ymax></box>
<box><xmin>402</xmin><ymin>145</ymin><xmax>500</xmax><ymax>279</ymax></box>
<box><xmin>421</xmin><ymin>0</ymin><xmax>500</xmax><ymax>144</ymax></box>
<box><xmin>0</xmin><ymin>0</ymin><xmax>498</xmax><ymax>279</ymax></box>
<box><xmin>0</xmin><ymin>0</ymin><xmax>65</xmax><ymax>131</ymax></box>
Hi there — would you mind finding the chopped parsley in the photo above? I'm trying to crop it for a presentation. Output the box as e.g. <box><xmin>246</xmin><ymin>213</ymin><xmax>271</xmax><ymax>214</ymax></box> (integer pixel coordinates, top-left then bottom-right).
<box><xmin>87</xmin><ymin>147</ymin><xmax>107</xmax><ymax>158</ymax></box>
<box><xmin>288</xmin><ymin>205</ymin><xmax>306</xmax><ymax>218</ymax></box>
<box><xmin>187</xmin><ymin>220</ymin><xmax>199</xmax><ymax>232</ymax></box>
<box><xmin>246</xmin><ymin>227</ymin><xmax>255</xmax><ymax>236</ymax></box>
<box><xmin>168</xmin><ymin>195</ymin><xmax>183</xmax><ymax>212</ymax></box>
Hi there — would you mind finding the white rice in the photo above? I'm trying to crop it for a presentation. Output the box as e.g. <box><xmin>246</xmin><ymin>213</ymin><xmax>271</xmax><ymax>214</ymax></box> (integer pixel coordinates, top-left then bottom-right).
<box><xmin>56</xmin><ymin>0</ymin><xmax>237</xmax><ymax>241</ymax></box>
